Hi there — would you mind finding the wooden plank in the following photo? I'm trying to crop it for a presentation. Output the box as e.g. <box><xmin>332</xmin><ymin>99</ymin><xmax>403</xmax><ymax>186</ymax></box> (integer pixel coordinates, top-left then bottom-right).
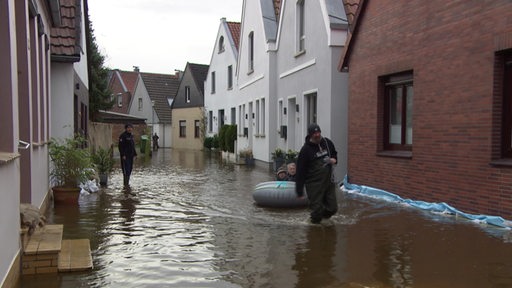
<box><xmin>58</xmin><ymin>239</ymin><xmax>93</xmax><ymax>272</ymax></box>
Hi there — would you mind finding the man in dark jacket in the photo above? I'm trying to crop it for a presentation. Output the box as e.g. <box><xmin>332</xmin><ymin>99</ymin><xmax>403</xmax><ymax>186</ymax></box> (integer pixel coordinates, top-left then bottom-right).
<box><xmin>119</xmin><ymin>123</ymin><xmax>137</xmax><ymax>187</ymax></box>
<box><xmin>295</xmin><ymin>123</ymin><xmax>338</xmax><ymax>224</ymax></box>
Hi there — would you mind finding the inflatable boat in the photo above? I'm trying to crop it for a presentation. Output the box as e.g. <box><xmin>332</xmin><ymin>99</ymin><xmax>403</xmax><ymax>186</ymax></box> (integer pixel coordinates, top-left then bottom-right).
<box><xmin>253</xmin><ymin>181</ymin><xmax>308</xmax><ymax>208</ymax></box>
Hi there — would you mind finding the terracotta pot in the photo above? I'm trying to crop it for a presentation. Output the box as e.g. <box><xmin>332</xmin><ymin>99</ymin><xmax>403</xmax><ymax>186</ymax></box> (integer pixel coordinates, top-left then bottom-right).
<box><xmin>52</xmin><ymin>186</ymin><xmax>81</xmax><ymax>204</ymax></box>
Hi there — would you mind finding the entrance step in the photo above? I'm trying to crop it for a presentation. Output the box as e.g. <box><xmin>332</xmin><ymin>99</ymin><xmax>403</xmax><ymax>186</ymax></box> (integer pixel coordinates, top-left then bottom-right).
<box><xmin>58</xmin><ymin>239</ymin><xmax>93</xmax><ymax>272</ymax></box>
<box><xmin>22</xmin><ymin>224</ymin><xmax>63</xmax><ymax>274</ymax></box>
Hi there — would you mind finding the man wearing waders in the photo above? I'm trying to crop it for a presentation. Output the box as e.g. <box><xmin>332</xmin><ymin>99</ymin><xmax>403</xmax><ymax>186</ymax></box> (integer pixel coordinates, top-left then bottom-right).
<box><xmin>119</xmin><ymin>123</ymin><xmax>137</xmax><ymax>187</ymax></box>
<box><xmin>295</xmin><ymin>123</ymin><xmax>338</xmax><ymax>224</ymax></box>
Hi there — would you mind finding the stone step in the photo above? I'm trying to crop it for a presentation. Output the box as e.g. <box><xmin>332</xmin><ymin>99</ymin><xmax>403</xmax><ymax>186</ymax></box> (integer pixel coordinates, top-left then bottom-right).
<box><xmin>58</xmin><ymin>239</ymin><xmax>93</xmax><ymax>272</ymax></box>
<box><xmin>22</xmin><ymin>224</ymin><xmax>63</xmax><ymax>274</ymax></box>
<box><xmin>22</xmin><ymin>224</ymin><xmax>93</xmax><ymax>274</ymax></box>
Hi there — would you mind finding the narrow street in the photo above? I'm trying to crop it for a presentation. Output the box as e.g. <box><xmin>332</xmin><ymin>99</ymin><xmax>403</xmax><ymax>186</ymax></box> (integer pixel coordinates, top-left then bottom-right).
<box><xmin>19</xmin><ymin>149</ymin><xmax>512</xmax><ymax>288</ymax></box>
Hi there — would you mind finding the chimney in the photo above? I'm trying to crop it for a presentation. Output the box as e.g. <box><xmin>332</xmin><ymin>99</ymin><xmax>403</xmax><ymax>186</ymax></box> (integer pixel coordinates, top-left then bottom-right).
<box><xmin>174</xmin><ymin>69</ymin><xmax>183</xmax><ymax>80</ymax></box>
<box><xmin>133</xmin><ymin>66</ymin><xmax>140</xmax><ymax>72</ymax></box>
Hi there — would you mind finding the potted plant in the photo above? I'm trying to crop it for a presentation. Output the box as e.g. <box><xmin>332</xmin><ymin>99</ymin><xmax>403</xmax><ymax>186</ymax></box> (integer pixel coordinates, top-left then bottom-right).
<box><xmin>285</xmin><ymin>149</ymin><xmax>299</xmax><ymax>164</ymax></box>
<box><xmin>271</xmin><ymin>148</ymin><xmax>286</xmax><ymax>171</ymax></box>
<box><xmin>49</xmin><ymin>136</ymin><xmax>94</xmax><ymax>204</ymax></box>
<box><xmin>239</xmin><ymin>148</ymin><xmax>254</xmax><ymax>166</ymax></box>
<box><xmin>91</xmin><ymin>146</ymin><xmax>115</xmax><ymax>186</ymax></box>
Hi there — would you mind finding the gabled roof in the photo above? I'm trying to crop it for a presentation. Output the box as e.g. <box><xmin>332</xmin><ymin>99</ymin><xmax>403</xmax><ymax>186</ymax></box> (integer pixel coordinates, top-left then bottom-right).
<box><xmin>338</xmin><ymin>0</ymin><xmax>366</xmax><ymax>71</ymax></box>
<box><xmin>187</xmin><ymin>63</ymin><xmax>209</xmax><ymax>96</ymax></box>
<box><xmin>325</xmin><ymin>0</ymin><xmax>349</xmax><ymax>29</ymax></box>
<box><xmin>139</xmin><ymin>72</ymin><xmax>180</xmax><ymax>123</ymax></box>
<box><xmin>260</xmin><ymin>0</ymin><xmax>280</xmax><ymax>42</ymax></box>
<box><xmin>116</xmin><ymin>70</ymin><xmax>139</xmax><ymax>93</ymax></box>
<box><xmin>50</xmin><ymin>0</ymin><xmax>82</xmax><ymax>62</ymax></box>
<box><xmin>227</xmin><ymin>21</ymin><xmax>241</xmax><ymax>50</ymax></box>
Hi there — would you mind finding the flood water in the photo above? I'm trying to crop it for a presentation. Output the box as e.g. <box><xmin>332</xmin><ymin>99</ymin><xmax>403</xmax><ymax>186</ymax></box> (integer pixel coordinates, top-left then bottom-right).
<box><xmin>18</xmin><ymin>149</ymin><xmax>512</xmax><ymax>288</ymax></box>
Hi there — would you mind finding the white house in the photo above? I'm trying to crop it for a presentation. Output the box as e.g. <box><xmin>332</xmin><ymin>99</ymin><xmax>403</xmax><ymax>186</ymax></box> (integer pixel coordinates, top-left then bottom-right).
<box><xmin>235</xmin><ymin>0</ymin><xmax>280</xmax><ymax>162</ymax></box>
<box><xmin>231</xmin><ymin>0</ymin><xmax>349</xmax><ymax>181</ymax></box>
<box><xmin>0</xmin><ymin>0</ymin><xmax>62</xmax><ymax>286</ymax></box>
<box><xmin>50</xmin><ymin>0</ymin><xmax>89</xmax><ymax>140</ymax></box>
<box><xmin>274</xmin><ymin>0</ymin><xmax>349</xmax><ymax>179</ymax></box>
<box><xmin>204</xmin><ymin>18</ymin><xmax>241</xmax><ymax>138</ymax></box>
<box><xmin>129</xmin><ymin>71</ymin><xmax>180</xmax><ymax>148</ymax></box>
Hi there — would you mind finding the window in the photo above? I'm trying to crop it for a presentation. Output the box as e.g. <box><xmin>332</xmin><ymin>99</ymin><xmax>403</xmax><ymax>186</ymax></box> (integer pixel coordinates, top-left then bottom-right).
<box><xmin>218</xmin><ymin>36</ymin><xmax>225</xmax><ymax>53</ymax></box>
<box><xmin>179</xmin><ymin>120</ymin><xmax>186</xmax><ymax>138</ymax></box>
<box><xmin>138</xmin><ymin>98</ymin><xmax>143</xmax><ymax>110</ymax></box>
<box><xmin>195</xmin><ymin>120</ymin><xmax>200</xmax><ymax>138</ymax></box>
<box><xmin>297</xmin><ymin>0</ymin><xmax>305</xmax><ymax>53</ymax></box>
<box><xmin>261</xmin><ymin>98</ymin><xmax>266</xmax><ymax>134</ymax></box>
<box><xmin>502</xmin><ymin>51</ymin><xmax>512</xmax><ymax>157</ymax></box>
<box><xmin>117</xmin><ymin>93</ymin><xmax>123</xmax><ymax>107</ymax></box>
<box><xmin>305</xmin><ymin>92</ymin><xmax>317</xmax><ymax>125</ymax></box>
<box><xmin>248</xmin><ymin>32</ymin><xmax>254</xmax><ymax>72</ymax></box>
<box><xmin>383</xmin><ymin>71</ymin><xmax>414</xmax><ymax>150</ymax></box>
<box><xmin>211</xmin><ymin>72</ymin><xmax>216</xmax><ymax>94</ymax></box>
<box><xmin>208</xmin><ymin>110</ymin><xmax>213</xmax><ymax>132</ymax></box>
<box><xmin>256</xmin><ymin>100</ymin><xmax>260</xmax><ymax>134</ymax></box>
<box><xmin>227</xmin><ymin>65</ymin><xmax>233</xmax><ymax>89</ymax></box>
<box><xmin>185</xmin><ymin>86</ymin><xmax>191</xmax><ymax>103</ymax></box>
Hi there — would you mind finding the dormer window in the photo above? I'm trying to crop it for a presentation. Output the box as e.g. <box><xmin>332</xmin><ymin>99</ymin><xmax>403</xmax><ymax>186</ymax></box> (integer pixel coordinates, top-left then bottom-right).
<box><xmin>218</xmin><ymin>36</ymin><xmax>225</xmax><ymax>53</ymax></box>
<box><xmin>117</xmin><ymin>93</ymin><xmax>123</xmax><ymax>107</ymax></box>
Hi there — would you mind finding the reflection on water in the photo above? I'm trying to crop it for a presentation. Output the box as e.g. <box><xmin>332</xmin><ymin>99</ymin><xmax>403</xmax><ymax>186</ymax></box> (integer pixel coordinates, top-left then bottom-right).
<box><xmin>18</xmin><ymin>149</ymin><xmax>512</xmax><ymax>288</ymax></box>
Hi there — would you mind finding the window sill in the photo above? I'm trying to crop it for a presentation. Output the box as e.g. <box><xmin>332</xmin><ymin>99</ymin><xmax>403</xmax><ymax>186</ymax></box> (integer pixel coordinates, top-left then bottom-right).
<box><xmin>0</xmin><ymin>152</ymin><xmax>21</xmax><ymax>165</ymax></box>
<box><xmin>32</xmin><ymin>141</ymin><xmax>48</xmax><ymax>147</ymax></box>
<box><xmin>376</xmin><ymin>150</ymin><xmax>412</xmax><ymax>159</ymax></box>
<box><xmin>294</xmin><ymin>50</ymin><xmax>306</xmax><ymax>58</ymax></box>
<box><xmin>489</xmin><ymin>158</ymin><xmax>512</xmax><ymax>167</ymax></box>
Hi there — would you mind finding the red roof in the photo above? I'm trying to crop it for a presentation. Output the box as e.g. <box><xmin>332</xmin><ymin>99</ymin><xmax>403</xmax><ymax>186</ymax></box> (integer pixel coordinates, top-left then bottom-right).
<box><xmin>50</xmin><ymin>0</ymin><xmax>80</xmax><ymax>59</ymax></box>
<box><xmin>273</xmin><ymin>0</ymin><xmax>282</xmax><ymax>21</ymax></box>
<box><xmin>227</xmin><ymin>22</ymin><xmax>241</xmax><ymax>50</ymax></box>
<box><xmin>118</xmin><ymin>70</ymin><xmax>139</xmax><ymax>94</ymax></box>
<box><xmin>343</xmin><ymin>0</ymin><xmax>361</xmax><ymax>27</ymax></box>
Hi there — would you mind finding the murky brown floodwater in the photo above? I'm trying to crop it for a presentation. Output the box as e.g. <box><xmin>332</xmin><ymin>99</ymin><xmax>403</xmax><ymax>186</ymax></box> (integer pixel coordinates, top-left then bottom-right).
<box><xmin>18</xmin><ymin>149</ymin><xmax>512</xmax><ymax>288</ymax></box>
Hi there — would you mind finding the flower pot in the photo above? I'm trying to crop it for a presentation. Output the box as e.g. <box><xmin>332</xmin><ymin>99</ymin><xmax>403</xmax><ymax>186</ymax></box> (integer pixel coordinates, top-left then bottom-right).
<box><xmin>245</xmin><ymin>157</ymin><xmax>255</xmax><ymax>166</ymax></box>
<box><xmin>52</xmin><ymin>186</ymin><xmax>81</xmax><ymax>204</ymax></box>
<box><xmin>99</xmin><ymin>173</ymin><xmax>108</xmax><ymax>186</ymax></box>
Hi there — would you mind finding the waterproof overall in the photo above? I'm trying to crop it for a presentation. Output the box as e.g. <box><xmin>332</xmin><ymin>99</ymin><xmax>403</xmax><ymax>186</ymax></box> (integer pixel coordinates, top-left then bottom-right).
<box><xmin>119</xmin><ymin>131</ymin><xmax>137</xmax><ymax>186</ymax></box>
<box><xmin>296</xmin><ymin>137</ymin><xmax>338</xmax><ymax>223</ymax></box>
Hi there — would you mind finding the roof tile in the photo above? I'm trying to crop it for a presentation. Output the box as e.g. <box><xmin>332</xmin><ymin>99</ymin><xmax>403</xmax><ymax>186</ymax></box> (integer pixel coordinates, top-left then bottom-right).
<box><xmin>227</xmin><ymin>22</ymin><xmax>241</xmax><ymax>50</ymax></box>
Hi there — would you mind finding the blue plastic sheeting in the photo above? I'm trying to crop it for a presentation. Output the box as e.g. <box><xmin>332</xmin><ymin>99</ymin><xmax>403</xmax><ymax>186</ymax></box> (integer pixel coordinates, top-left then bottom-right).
<box><xmin>342</xmin><ymin>176</ymin><xmax>512</xmax><ymax>228</ymax></box>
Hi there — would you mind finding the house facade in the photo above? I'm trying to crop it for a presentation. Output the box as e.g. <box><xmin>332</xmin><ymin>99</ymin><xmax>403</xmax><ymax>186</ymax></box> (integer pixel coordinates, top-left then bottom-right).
<box><xmin>274</xmin><ymin>0</ymin><xmax>349</xmax><ymax>179</ymax></box>
<box><xmin>0</xmin><ymin>0</ymin><xmax>62</xmax><ymax>286</ymax></box>
<box><xmin>340</xmin><ymin>0</ymin><xmax>512</xmax><ymax>218</ymax></box>
<box><xmin>107</xmin><ymin>69</ymin><xmax>139</xmax><ymax>115</ymax></box>
<box><xmin>132</xmin><ymin>72</ymin><xmax>180</xmax><ymax>148</ymax></box>
<box><xmin>172</xmin><ymin>63</ymin><xmax>209</xmax><ymax>150</ymax></box>
<box><xmin>50</xmin><ymin>0</ymin><xmax>89</xmax><ymax>140</ymax></box>
<box><xmin>235</xmin><ymin>0</ymin><xmax>280</xmax><ymax>161</ymax></box>
<box><xmin>204</xmin><ymin>18</ymin><xmax>241</xmax><ymax>138</ymax></box>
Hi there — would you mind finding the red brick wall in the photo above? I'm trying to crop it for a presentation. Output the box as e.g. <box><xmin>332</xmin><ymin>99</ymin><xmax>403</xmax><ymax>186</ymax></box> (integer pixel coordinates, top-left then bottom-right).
<box><xmin>346</xmin><ymin>0</ymin><xmax>512</xmax><ymax>218</ymax></box>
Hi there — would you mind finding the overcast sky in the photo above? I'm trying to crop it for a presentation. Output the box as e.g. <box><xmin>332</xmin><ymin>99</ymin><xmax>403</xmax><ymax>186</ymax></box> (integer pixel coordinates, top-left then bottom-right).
<box><xmin>88</xmin><ymin>0</ymin><xmax>243</xmax><ymax>74</ymax></box>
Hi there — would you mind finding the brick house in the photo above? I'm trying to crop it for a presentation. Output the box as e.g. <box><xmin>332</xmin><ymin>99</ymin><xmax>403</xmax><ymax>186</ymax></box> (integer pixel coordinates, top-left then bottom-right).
<box><xmin>339</xmin><ymin>0</ymin><xmax>512</xmax><ymax>219</ymax></box>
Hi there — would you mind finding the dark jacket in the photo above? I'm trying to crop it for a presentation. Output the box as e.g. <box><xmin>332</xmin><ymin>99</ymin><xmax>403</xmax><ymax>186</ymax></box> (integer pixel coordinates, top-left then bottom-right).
<box><xmin>118</xmin><ymin>131</ymin><xmax>137</xmax><ymax>158</ymax></box>
<box><xmin>295</xmin><ymin>136</ymin><xmax>337</xmax><ymax>197</ymax></box>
